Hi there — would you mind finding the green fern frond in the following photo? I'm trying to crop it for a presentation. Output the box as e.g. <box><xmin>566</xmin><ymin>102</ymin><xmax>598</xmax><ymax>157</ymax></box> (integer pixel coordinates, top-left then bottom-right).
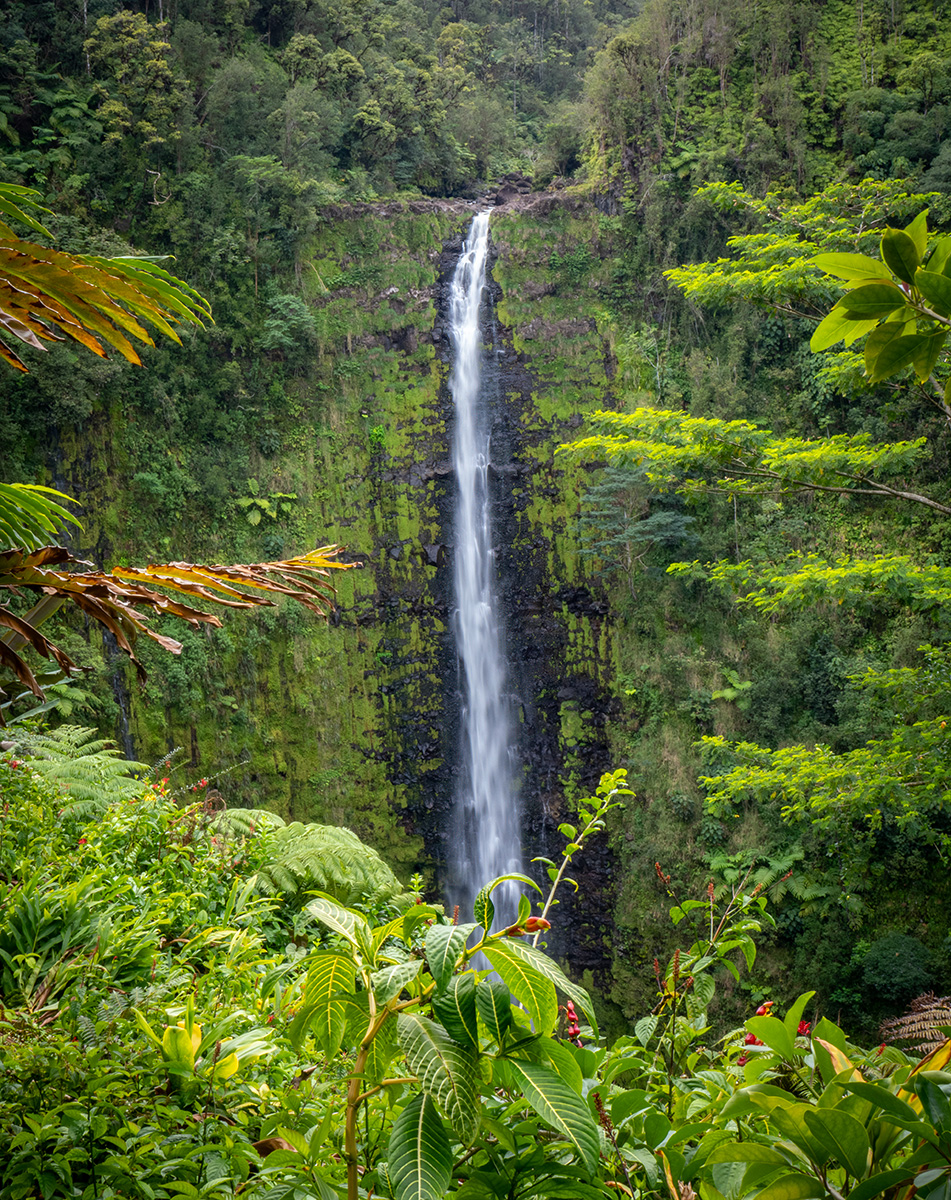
<box><xmin>213</xmin><ymin>807</ymin><xmax>284</xmax><ymax>838</ymax></box>
<box><xmin>11</xmin><ymin>725</ymin><xmax>149</xmax><ymax>807</ymax></box>
<box><xmin>251</xmin><ymin>822</ymin><xmax>404</xmax><ymax>906</ymax></box>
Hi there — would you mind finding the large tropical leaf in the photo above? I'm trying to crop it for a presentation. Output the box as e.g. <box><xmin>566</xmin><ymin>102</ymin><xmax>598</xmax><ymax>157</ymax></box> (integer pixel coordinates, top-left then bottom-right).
<box><xmin>397</xmin><ymin>1013</ymin><xmax>481</xmax><ymax>1143</ymax></box>
<box><xmin>424</xmin><ymin>922</ymin><xmax>477</xmax><ymax>994</ymax></box>
<box><xmin>505</xmin><ymin>1058</ymin><xmax>601</xmax><ymax>1177</ymax></box>
<box><xmin>483</xmin><ymin>941</ymin><xmax>558</xmax><ymax>1035</ymax></box>
<box><xmin>287</xmin><ymin>951</ymin><xmax>357</xmax><ymax>1054</ymax></box>
<box><xmin>388</xmin><ymin>1094</ymin><xmax>454</xmax><ymax>1200</ymax></box>
<box><xmin>484</xmin><ymin>938</ymin><xmax>598</xmax><ymax>1035</ymax></box>
<box><xmin>432</xmin><ymin>975</ymin><xmax>479</xmax><ymax>1048</ymax></box>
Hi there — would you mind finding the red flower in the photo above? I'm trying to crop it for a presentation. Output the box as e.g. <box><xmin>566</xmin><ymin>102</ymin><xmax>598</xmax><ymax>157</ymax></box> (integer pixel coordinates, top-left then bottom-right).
<box><xmin>798</xmin><ymin>1021</ymin><xmax>811</xmax><ymax>1036</ymax></box>
<box><xmin>744</xmin><ymin>1032</ymin><xmax>762</xmax><ymax>1046</ymax></box>
<box><xmin>78</xmin><ymin>838</ymin><xmax>87</xmax><ymax>845</ymax></box>
<box><xmin>754</xmin><ymin>1001</ymin><xmax>774</xmax><ymax>1016</ymax></box>
<box><xmin>737</xmin><ymin>1054</ymin><xmax>749</xmax><ymax>1066</ymax></box>
<box><xmin>878</xmin><ymin>1043</ymin><xmax>886</xmax><ymax>1056</ymax></box>
<box><xmin>524</xmin><ymin>916</ymin><xmax>551</xmax><ymax>933</ymax></box>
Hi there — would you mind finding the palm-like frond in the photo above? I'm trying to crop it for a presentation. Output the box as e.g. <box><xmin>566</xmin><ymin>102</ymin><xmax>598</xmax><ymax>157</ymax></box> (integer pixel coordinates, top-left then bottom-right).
<box><xmin>0</xmin><ymin>240</ymin><xmax>212</xmax><ymax>372</ymax></box>
<box><xmin>0</xmin><ymin>545</ymin><xmax>357</xmax><ymax>718</ymax></box>
<box><xmin>0</xmin><ymin>482</ymin><xmax>83</xmax><ymax>551</ymax></box>
<box><xmin>8</xmin><ymin>725</ymin><xmax>149</xmax><ymax>808</ymax></box>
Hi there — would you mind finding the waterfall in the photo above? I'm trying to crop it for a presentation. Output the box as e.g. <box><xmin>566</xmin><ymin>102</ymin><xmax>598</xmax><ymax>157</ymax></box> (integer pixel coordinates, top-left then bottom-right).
<box><xmin>448</xmin><ymin>211</ymin><xmax>522</xmax><ymax>923</ymax></box>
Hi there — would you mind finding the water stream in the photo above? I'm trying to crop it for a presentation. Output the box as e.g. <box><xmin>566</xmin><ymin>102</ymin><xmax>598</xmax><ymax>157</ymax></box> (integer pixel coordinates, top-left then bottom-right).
<box><xmin>448</xmin><ymin>211</ymin><xmax>522</xmax><ymax>922</ymax></box>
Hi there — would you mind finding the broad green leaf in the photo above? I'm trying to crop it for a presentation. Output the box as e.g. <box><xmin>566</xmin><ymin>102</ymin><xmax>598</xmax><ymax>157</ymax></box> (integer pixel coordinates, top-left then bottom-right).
<box><xmin>752</xmin><ymin>1173</ymin><xmax>825</xmax><ymax>1200</ymax></box>
<box><xmin>706</xmin><ymin>1143</ymin><xmax>789</xmax><ymax>1165</ymax></box>
<box><xmin>288</xmin><ymin>951</ymin><xmax>356</xmax><ymax>1054</ymax></box>
<box><xmin>402</xmin><ymin>904</ymin><xmax>441</xmax><ymax>945</ymax></box>
<box><xmin>388</xmin><ymin>1094</ymin><xmax>453</xmax><ymax>1200</ymax></box>
<box><xmin>769</xmin><ymin>1104</ymin><xmax>830</xmax><ymax>1166</ymax></box>
<box><xmin>306</xmin><ymin>895</ymin><xmax>373</xmax><ymax>963</ymax></box>
<box><xmin>849</xmin><ymin>1169</ymin><xmax>915</xmax><ymax>1200</ymax></box>
<box><xmin>482</xmin><ymin>943</ymin><xmax>557</xmax><ymax>1034</ymax></box>
<box><xmin>686</xmin><ymin>972</ymin><xmax>715</xmax><ymax>1019</ymax></box>
<box><xmin>482</xmin><ymin>937</ymin><xmax>597</xmax><ymax>1034</ymax></box>
<box><xmin>782</xmin><ymin>991</ymin><xmax>815</xmax><ymax>1043</ymax></box>
<box><xmin>397</xmin><ymin>1013</ymin><xmax>480</xmax><ymax>1143</ymax></box>
<box><xmin>811</xmin><ymin>253</ymin><xmax>892</xmax><ymax>282</ymax></box>
<box><xmin>635</xmin><ymin>1015</ymin><xmax>658</xmax><ymax>1046</ymax></box>
<box><xmin>912</xmin><ymin>331</ymin><xmax>946</xmax><ymax>381</ymax></box>
<box><xmin>868</xmin><ymin>333</ymin><xmax>931</xmax><ymax>383</ymax></box>
<box><xmin>929</xmin><ymin>237</ymin><xmax>951</xmax><ymax>276</ymax></box>
<box><xmin>473</xmin><ymin>886</ymin><xmax>494</xmax><ymax>932</ymax></box>
<box><xmin>475</xmin><ymin>977</ymin><xmax>512</xmax><ymax>1045</ymax></box>
<box><xmin>840</xmin><ymin>280</ymin><xmax>906</xmax><ymax>316</ymax></box>
<box><xmin>425</xmin><ymin>923</ymin><xmax>477</xmax><ymax>993</ymax></box>
<box><xmin>432</xmin><ymin>975</ymin><xmax>479</xmax><ymax>1048</ymax></box>
<box><xmin>810</xmin><ymin>305</ymin><xmax>878</xmax><ymax>352</ymax></box>
<box><xmin>915</xmin><ymin>269</ymin><xmax>951</xmax><ymax>315</ymax></box>
<box><xmin>904</xmin><ymin>210</ymin><xmax>929</xmax><ymax>260</ymax></box>
<box><xmin>917</xmin><ymin>1077</ymin><xmax>951</xmax><ymax>1130</ymax></box>
<box><xmin>881</xmin><ymin>228</ymin><xmax>920</xmax><ymax>284</ymax></box>
<box><xmin>517</xmin><ymin>1034</ymin><xmax>584</xmax><ymax>1094</ymax></box>
<box><xmin>506</xmin><ymin>1058</ymin><xmax>601</xmax><ymax>1178</ymax></box>
<box><xmin>745</xmin><ymin>1015</ymin><xmax>795</xmax><ymax>1060</ymax></box>
<box><xmin>372</xmin><ymin>961</ymin><xmax>423</xmax><ymax>1007</ymax></box>
<box><xmin>208</xmin><ymin>1052</ymin><xmax>239</xmax><ymax>1081</ymax></box>
<box><xmin>844</xmin><ymin>1082</ymin><xmax>920</xmax><ymax>1124</ymax></box>
<box><xmin>162</xmin><ymin>1026</ymin><xmax>196</xmax><ymax>1071</ymax></box>
<box><xmin>804</xmin><ymin>1108</ymin><xmax>870</xmax><ymax>1178</ymax></box>
<box><xmin>864</xmin><ymin>321</ymin><xmax>908</xmax><ymax>374</ymax></box>
<box><xmin>346</xmin><ymin>994</ymin><xmax>398</xmax><ymax>1085</ymax></box>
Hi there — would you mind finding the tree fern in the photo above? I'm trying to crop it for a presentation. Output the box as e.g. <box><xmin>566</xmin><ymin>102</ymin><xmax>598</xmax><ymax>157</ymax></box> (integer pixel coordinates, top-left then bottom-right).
<box><xmin>236</xmin><ymin>817</ymin><xmax>406</xmax><ymax>907</ymax></box>
<box><xmin>10</xmin><ymin>725</ymin><xmax>148</xmax><ymax>810</ymax></box>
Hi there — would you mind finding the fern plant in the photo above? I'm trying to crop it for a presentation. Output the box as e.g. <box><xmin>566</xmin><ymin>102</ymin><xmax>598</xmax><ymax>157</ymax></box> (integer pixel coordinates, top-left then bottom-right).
<box><xmin>214</xmin><ymin>811</ymin><xmax>406</xmax><ymax>907</ymax></box>
<box><xmin>8</xmin><ymin>725</ymin><xmax>148</xmax><ymax>811</ymax></box>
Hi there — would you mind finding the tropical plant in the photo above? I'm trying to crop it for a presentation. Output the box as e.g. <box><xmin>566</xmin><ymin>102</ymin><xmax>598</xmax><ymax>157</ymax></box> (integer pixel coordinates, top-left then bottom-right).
<box><xmin>0</xmin><ymin>182</ymin><xmax>211</xmax><ymax>372</ymax></box>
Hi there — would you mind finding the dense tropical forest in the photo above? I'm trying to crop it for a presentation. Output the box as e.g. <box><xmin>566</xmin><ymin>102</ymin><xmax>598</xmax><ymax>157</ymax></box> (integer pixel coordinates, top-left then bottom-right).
<box><xmin>4</xmin><ymin>0</ymin><xmax>951</xmax><ymax>1195</ymax></box>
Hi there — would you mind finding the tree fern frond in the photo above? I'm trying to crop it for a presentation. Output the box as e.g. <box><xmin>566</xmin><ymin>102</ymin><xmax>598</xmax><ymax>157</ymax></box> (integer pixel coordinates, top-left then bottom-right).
<box><xmin>10</xmin><ymin>724</ymin><xmax>148</xmax><ymax>807</ymax></box>
<box><xmin>213</xmin><ymin>807</ymin><xmax>284</xmax><ymax>839</ymax></box>
<box><xmin>251</xmin><ymin>822</ymin><xmax>404</xmax><ymax>906</ymax></box>
<box><xmin>881</xmin><ymin>993</ymin><xmax>951</xmax><ymax>1056</ymax></box>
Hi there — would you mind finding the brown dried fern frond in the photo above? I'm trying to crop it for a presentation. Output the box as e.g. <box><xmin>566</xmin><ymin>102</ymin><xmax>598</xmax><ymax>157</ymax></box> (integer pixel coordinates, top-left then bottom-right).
<box><xmin>881</xmin><ymin>992</ymin><xmax>951</xmax><ymax>1056</ymax></box>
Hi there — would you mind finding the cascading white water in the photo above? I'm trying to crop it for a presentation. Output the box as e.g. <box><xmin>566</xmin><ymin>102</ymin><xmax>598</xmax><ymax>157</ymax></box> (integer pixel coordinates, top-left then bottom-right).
<box><xmin>448</xmin><ymin>210</ymin><xmax>521</xmax><ymax>920</ymax></box>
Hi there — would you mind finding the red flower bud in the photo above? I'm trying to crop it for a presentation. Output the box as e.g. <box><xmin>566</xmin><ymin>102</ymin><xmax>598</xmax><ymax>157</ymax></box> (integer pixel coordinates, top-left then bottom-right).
<box><xmin>523</xmin><ymin>916</ymin><xmax>551</xmax><ymax>933</ymax></box>
<box><xmin>754</xmin><ymin>1001</ymin><xmax>774</xmax><ymax>1016</ymax></box>
<box><xmin>737</xmin><ymin>1054</ymin><xmax>748</xmax><ymax>1066</ymax></box>
<box><xmin>744</xmin><ymin>1032</ymin><xmax>762</xmax><ymax>1046</ymax></box>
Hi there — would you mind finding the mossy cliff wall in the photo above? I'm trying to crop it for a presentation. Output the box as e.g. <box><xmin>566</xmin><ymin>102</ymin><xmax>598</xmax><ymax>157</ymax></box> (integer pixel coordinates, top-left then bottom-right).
<box><xmin>36</xmin><ymin>198</ymin><xmax>623</xmax><ymax>957</ymax></box>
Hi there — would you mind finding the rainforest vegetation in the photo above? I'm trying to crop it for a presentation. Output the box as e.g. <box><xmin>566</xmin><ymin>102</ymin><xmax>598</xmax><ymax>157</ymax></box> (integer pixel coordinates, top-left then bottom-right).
<box><xmin>4</xmin><ymin>0</ymin><xmax>951</xmax><ymax>1195</ymax></box>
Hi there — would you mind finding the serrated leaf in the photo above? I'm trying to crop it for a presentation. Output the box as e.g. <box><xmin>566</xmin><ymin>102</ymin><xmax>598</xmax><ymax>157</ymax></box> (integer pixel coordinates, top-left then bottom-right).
<box><xmin>882</xmin><ymin>228</ymin><xmax>920</xmax><ymax>284</ymax></box>
<box><xmin>483</xmin><ymin>938</ymin><xmax>597</xmax><ymax>1034</ymax></box>
<box><xmin>397</xmin><ymin>1013</ymin><xmax>480</xmax><ymax>1143</ymax></box>
<box><xmin>432</xmin><ymin>974</ymin><xmax>479</xmax><ymax>1048</ymax></box>
<box><xmin>483</xmin><ymin>943</ymin><xmax>557</xmax><ymax>1034</ymax></box>
<box><xmin>475</xmin><ymin>977</ymin><xmax>512</xmax><ymax>1045</ymax></box>
<box><xmin>372</xmin><ymin>961</ymin><xmax>423</xmax><ymax>1007</ymax></box>
<box><xmin>425</xmin><ymin>923</ymin><xmax>477</xmax><ymax>993</ymax></box>
<box><xmin>388</xmin><ymin>1094</ymin><xmax>453</xmax><ymax>1200</ymax></box>
<box><xmin>505</xmin><ymin>1059</ymin><xmax>600</xmax><ymax>1177</ymax></box>
<box><xmin>346</xmin><ymin>994</ymin><xmax>397</xmax><ymax>1085</ymax></box>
